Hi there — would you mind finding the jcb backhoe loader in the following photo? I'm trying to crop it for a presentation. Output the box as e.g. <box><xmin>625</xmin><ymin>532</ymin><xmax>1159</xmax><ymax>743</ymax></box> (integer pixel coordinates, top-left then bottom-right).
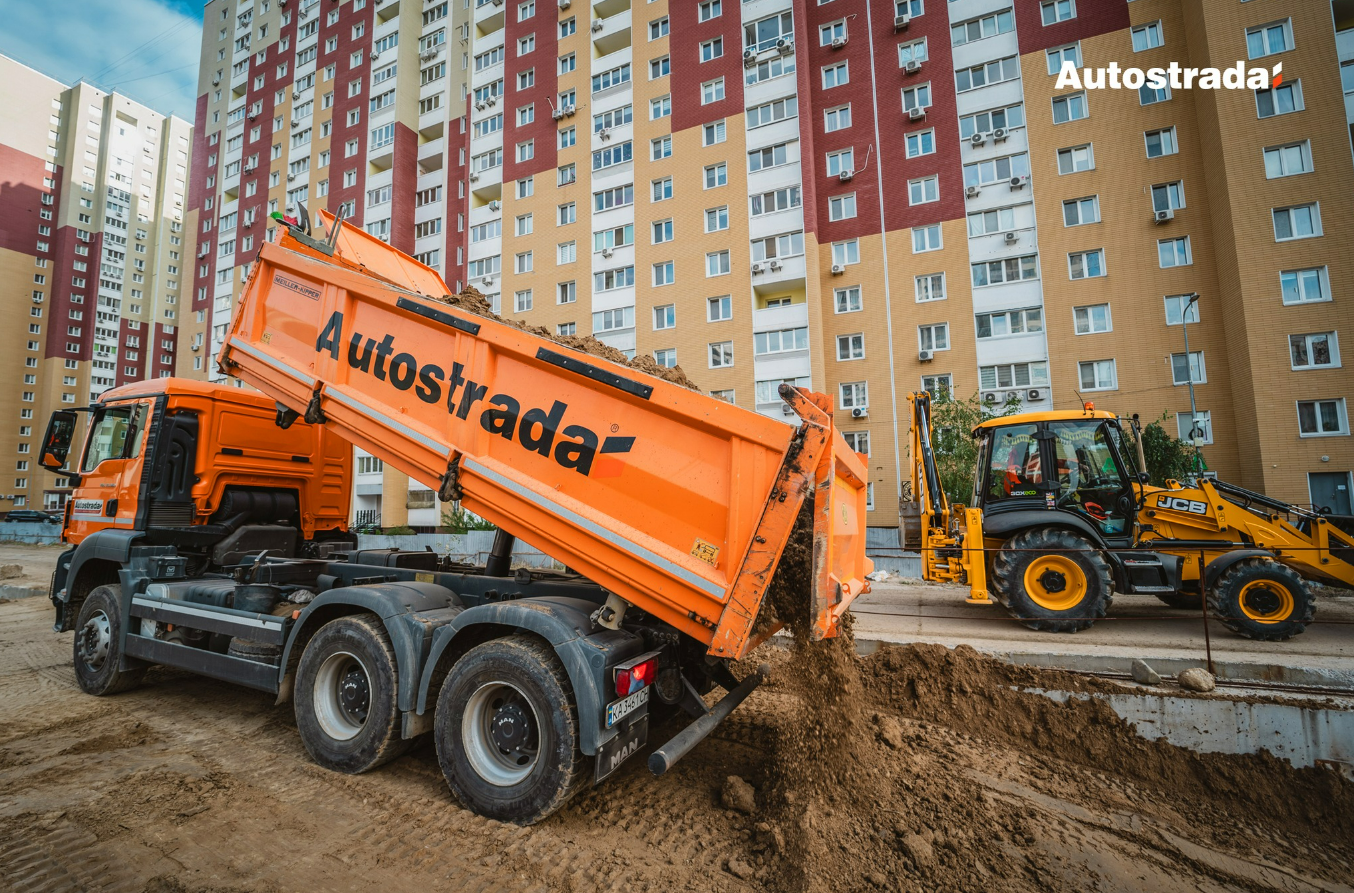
<box><xmin>38</xmin><ymin>211</ymin><xmax>871</xmax><ymax>825</ymax></box>
<box><xmin>908</xmin><ymin>391</ymin><xmax>1354</xmax><ymax>640</ymax></box>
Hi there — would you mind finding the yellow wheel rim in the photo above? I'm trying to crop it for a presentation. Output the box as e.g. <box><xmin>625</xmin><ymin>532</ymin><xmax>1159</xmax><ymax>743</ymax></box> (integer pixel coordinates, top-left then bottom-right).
<box><xmin>1237</xmin><ymin>579</ymin><xmax>1294</xmax><ymax>623</ymax></box>
<box><xmin>1022</xmin><ymin>555</ymin><xmax>1088</xmax><ymax>612</ymax></box>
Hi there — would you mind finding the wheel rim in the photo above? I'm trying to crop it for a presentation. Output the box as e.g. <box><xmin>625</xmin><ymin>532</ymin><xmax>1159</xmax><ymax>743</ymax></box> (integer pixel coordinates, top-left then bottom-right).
<box><xmin>1022</xmin><ymin>555</ymin><xmax>1088</xmax><ymax>612</ymax></box>
<box><xmin>462</xmin><ymin>681</ymin><xmax>541</xmax><ymax>787</ymax></box>
<box><xmin>1237</xmin><ymin>580</ymin><xmax>1294</xmax><ymax>623</ymax></box>
<box><xmin>77</xmin><ymin>611</ymin><xmax>111</xmax><ymax>672</ymax></box>
<box><xmin>313</xmin><ymin>651</ymin><xmax>371</xmax><ymax>741</ymax></box>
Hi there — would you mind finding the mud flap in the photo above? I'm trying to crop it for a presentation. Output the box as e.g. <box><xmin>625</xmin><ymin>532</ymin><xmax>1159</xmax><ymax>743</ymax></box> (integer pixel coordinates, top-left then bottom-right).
<box><xmin>595</xmin><ymin>714</ymin><xmax>648</xmax><ymax>783</ymax></box>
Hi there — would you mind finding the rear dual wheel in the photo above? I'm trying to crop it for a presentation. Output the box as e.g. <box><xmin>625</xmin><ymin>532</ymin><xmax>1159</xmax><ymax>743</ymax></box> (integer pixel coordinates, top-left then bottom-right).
<box><xmin>993</xmin><ymin>529</ymin><xmax>1113</xmax><ymax>633</ymax></box>
<box><xmin>1207</xmin><ymin>559</ymin><xmax>1315</xmax><ymax>641</ymax></box>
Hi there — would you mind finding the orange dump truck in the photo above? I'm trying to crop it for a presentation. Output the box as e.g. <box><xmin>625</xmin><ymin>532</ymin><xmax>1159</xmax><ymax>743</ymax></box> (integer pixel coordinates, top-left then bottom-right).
<box><xmin>42</xmin><ymin>211</ymin><xmax>870</xmax><ymax>824</ymax></box>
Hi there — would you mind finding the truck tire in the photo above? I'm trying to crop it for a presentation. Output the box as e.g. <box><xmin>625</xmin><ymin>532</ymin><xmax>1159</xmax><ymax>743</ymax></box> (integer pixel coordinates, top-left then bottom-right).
<box><xmin>993</xmin><ymin>528</ymin><xmax>1112</xmax><ymax>633</ymax></box>
<box><xmin>1207</xmin><ymin>559</ymin><xmax>1315</xmax><ymax>641</ymax></box>
<box><xmin>294</xmin><ymin>615</ymin><xmax>409</xmax><ymax>774</ymax></box>
<box><xmin>435</xmin><ymin>635</ymin><xmax>587</xmax><ymax>825</ymax></box>
<box><xmin>72</xmin><ymin>584</ymin><xmax>146</xmax><ymax>696</ymax></box>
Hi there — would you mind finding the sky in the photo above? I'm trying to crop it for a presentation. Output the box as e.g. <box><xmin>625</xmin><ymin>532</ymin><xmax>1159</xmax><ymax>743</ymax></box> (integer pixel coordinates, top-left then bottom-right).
<box><xmin>0</xmin><ymin>0</ymin><xmax>204</xmax><ymax>121</ymax></box>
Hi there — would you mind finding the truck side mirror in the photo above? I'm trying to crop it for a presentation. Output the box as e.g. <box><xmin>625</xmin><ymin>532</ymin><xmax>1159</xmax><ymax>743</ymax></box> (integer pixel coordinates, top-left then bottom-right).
<box><xmin>40</xmin><ymin>411</ymin><xmax>79</xmax><ymax>472</ymax></box>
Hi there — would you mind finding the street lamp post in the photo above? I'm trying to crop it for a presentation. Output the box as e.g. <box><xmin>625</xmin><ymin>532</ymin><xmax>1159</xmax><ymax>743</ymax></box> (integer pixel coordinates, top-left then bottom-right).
<box><xmin>1181</xmin><ymin>292</ymin><xmax>1203</xmax><ymax>470</ymax></box>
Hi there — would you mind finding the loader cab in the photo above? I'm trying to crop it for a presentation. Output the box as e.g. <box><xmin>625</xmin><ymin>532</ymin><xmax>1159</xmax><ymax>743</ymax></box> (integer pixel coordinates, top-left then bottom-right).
<box><xmin>44</xmin><ymin>397</ymin><xmax>157</xmax><ymax>540</ymax></box>
<box><xmin>975</xmin><ymin>413</ymin><xmax>1137</xmax><ymax>543</ymax></box>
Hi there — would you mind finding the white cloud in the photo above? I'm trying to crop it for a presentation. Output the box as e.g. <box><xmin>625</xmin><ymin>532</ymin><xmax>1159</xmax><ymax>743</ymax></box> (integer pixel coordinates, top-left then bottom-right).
<box><xmin>0</xmin><ymin>0</ymin><xmax>201</xmax><ymax>121</ymax></box>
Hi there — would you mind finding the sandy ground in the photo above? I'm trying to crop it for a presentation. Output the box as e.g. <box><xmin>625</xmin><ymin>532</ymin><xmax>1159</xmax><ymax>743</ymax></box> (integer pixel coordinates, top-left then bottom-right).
<box><xmin>2</xmin><ymin>585</ymin><xmax>1353</xmax><ymax>893</ymax></box>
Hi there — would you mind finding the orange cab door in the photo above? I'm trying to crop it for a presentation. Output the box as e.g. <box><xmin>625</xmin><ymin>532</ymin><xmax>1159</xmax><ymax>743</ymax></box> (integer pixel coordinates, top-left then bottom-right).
<box><xmin>66</xmin><ymin>400</ymin><xmax>154</xmax><ymax>543</ymax></box>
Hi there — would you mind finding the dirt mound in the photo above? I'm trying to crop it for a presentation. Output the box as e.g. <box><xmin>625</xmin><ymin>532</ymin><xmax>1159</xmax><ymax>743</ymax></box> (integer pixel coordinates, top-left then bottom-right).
<box><xmin>439</xmin><ymin>287</ymin><xmax>700</xmax><ymax>390</ymax></box>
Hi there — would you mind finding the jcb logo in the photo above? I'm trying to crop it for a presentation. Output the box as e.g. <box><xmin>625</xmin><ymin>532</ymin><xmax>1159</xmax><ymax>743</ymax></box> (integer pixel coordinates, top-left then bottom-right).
<box><xmin>1156</xmin><ymin>495</ymin><xmax>1207</xmax><ymax>515</ymax></box>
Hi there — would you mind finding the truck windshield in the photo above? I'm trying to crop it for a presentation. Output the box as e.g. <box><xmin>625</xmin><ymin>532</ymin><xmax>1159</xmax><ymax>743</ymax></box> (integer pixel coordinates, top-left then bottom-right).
<box><xmin>1048</xmin><ymin>421</ymin><xmax>1129</xmax><ymax>534</ymax></box>
<box><xmin>81</xmin><ymin>404</ymin><xmax>146</xmax><ymax>473</ymax></box>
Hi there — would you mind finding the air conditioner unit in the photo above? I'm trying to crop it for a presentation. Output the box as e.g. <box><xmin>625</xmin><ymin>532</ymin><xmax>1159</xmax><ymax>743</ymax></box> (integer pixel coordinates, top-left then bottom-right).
<box><xmin>591</xmin><ymin>19</ymin><xmax>604</xmax><ymax>32</ymax></box>
<box><xmin>487</xmin><ymin>96</ymin><xmax>498</xmax><ymax>106</ymax></box>
<box><xmin>965</xmin><ymin>185</ymin><xmax>981</xmax><ymax>198</ymax></box>
<box><xmin>781</xmin><ymin>404</ymin><xmax>795</xmax><ymax>416</ymax></box>
<box><xmin>287</xmin><ymin>173</ymin><xmax>296</xmax><ymax>182</ymax></box>
<box><xmin>476</xmin><ymin>101</ymin><xmax>487</xmax><ymax>110</ymax></box>
<box><xmin>293</xmin><ymin>90</ymin><xmax>302</xmax><ymax>100</ymax></box>
<box><xmin>1010</xmin><ymin>175</ymin><xmax>1029</xmax><ymax>189</ymax></box>
<box><xmin>918</xmin><ymin>349</ymin><xmax>932</xmax><ymax>362</ymax></box>
<box><xmin>291</xmin><ymin>119</ymin><xmax>301</xmax><ymax>128</ymax></box>
<box><xmin>371</xmin><ymin>53</ymin><xmax>380</xmax><ymax>61</ymax></box>
<box><xmin>895</xmin><ymin>13</ymin><xmax>911</xmax><ymax>30</ymax></box>
<box><xmin>551</xmin><ymin>107</ymin><xmax>563</xmax><ymax>119</ymax></box>
<box><xmin>908</xmin><ymin>107</ymin><xmax>926</xmax><ymax>121</ymax></box>
<box><xmin>838</xmin><ymin>170</ymin><xmax>854</xmax><ymax>183</ymax></box>
<box><xmin>559</xmin><ymin>0</ymin><xmax>570</xmax><ymax>8</ymax></box>
<box><xmin>1003</xmin><ymin>231</ymin><xmax>1018</xmax><ymax>244</ymax></box>
<box><xmin>1154</xmin><ymin>208</ymin><xmax>1175</xmax><ymax>224</ymax></box>
<box><xmin>851</xmin><ymin>407</ymin><xmax>869</xmax><ymax>419</ymax></box>
<box><xmin>599</xmin><ymin>128</ymin><xmax>611</xmax><ymax>140</ymax></box>
<box><xmin>1027</xmin><ymin>388</ymin><xmax>1043</xmax><ymax>401</ymax></box>
<box><xmin>970</xmin><ymin>132</ymin><xmax>986</xmax><ymax>147</ymax></box>
<box><xmin>777</xmin><ymin>39</ymin><xmax>792</xmax><ymax>55</ymax></box>
<box><xmin>483</xmin><ymin>276</ymin><xmax>494</xmax><ymax>285</ymax></box>
<box><xmin>769</xmin><ymin>260</ymin><xmax>782</xmax><ymax>271</ymax></box>
<box><xmin>601</xmin><ymin>247</ymin><xmax>613</xmax><ymax>258</ymax></box>
<box><xmin>751</xmin><ymin>262</ymin><xmax>764</xmax><ymax>273</ymax></box>
<box><xmin>992</xmin><ymin>127</ymin><xmax>1008</xmax><ymax>142</ymax></box>
<box><xmin>743</xmin><ymin>48</ymin><xmax>757</xmax><ymax>66</ymax></box>
<box><xmin>469</xmin><ymin>172</ymin><xmax>480</xmax><ymax>182</ymax></box>
<box><xmin>831</xmin><ymin>36</ymin><xmax>847</xmax><ymax>49</ymax></box>
<box><xmin>212</xmin><ymin>77</ymin><xmax>222</xmax><ymax>86</ymax></box>
<box><xmin>248</xmin><ymin>115</ymin><xmax>257</xmax><ymax>122</ymax></box>
<box><xmin>564</xmin><ymin>104</ymin><xmax>576</xmax><ymax>116</ymax></box>
<box><xmin>491</xmin><ymin>0</ymin><xmax>503</xmax><ymax>5</ymax></box>
<box><xmin>489</xmin><ymin>200</ymin><xmax>501</xmax><ymax>211</ymax></box>
<box><xmin>982</xmin><ymin>391</ymin><xmax>1001</xmax><ymax>404</ymax></box>
<box><xmin>830</xmin><ymin>263</ymin><xmax>845</xmax><ymax>275</ymax></box>
<box><xmin>421</xmin><ymin>50</ymin><xmax>435</xmax><ymax>61</ymax></box>
<box><xmin>904</xmin><ymin>59</ymin><xmax>921</xmax><ymax>74</ymax></box>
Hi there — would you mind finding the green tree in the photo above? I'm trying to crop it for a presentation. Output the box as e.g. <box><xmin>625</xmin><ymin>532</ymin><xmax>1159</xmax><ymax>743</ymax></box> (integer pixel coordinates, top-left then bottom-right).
<box><xmin>1130</xmin><ymin>414</ymin><xmax>1202</xmax><ymax>486</ymax></box>
<box><xmin>440</xmin><ymin>504</ymin><xmax>496</xmax><ymax>534</ymax></box>
<box><xmin>925</xmin><ymin>390</ymin><xmax>1023</xmax><ymax>506</ymax></box>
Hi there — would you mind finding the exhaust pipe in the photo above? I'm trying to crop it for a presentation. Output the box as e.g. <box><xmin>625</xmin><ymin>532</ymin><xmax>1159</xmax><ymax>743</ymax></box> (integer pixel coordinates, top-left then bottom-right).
<box><xmin>648</xmin><ymin>663</ymin><xmax>769</xmax><ymax>775</ymax></box>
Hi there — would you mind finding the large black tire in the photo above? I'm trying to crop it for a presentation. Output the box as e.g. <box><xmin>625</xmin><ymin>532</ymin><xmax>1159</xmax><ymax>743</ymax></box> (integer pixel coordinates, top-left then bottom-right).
<box><xmin>295</xmin><ymin>615</ymin><xmax>410</xmax><ymax>773</ymax></box>
<box><xmin>1153</xmin><ymin>589</ymin><xmax>1202</xmax><ymax>610</ymax></box>
<box><xmin>1207</xmin><ymin>559</ymin><xmax>1315</xmax><ymax>641</ymax></box>
<box><xmin>72</xmin><ymin>584</ymin><xmax>146</xmax><ymax>695</ymax></box>
<box><xmin>435</xmin><ymin>635</ymin><xmax>588</xmax><ymax>825</ymax></box>
<box><xmin>992</xmin><ymin>528</ymin><xmax>1113</xmax><ymax>632</ymax></box>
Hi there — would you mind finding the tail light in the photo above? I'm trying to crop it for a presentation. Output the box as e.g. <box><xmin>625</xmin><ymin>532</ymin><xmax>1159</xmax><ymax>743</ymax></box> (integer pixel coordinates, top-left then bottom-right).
<box><xmin>614</xmin><ymin>652</ymin><xmax>659</xmax><ymax>698</ymax></box>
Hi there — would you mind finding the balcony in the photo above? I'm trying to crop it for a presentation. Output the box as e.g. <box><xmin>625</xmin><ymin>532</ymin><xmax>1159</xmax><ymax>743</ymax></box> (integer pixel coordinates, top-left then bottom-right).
<box><xmin>474</xmin><ymin>0</ymin><xmax>505</xmax><ymax>34</ymax></box>
<box><xmin>751</xmin><ymin>254</ymin><xmax>806</xmax><ymax>293</ymax></box>
<box><xmin>591</xmin><ymin>6</ymin><xmax>632</xmax><ymax>57</ymax></box>
<box><xmin>752</xmin><ymin>299</ymin><xmax>808</xmax><ymax>333</ymax></box>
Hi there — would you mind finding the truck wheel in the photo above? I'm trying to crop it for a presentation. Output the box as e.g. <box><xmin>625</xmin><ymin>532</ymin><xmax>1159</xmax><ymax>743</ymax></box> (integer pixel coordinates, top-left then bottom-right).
<box><xmin>993</xmin><ymin>529</ymin><xmax>1112</xmax><ymax>632</ymax></box>
<box><xmin>72</xmin><ymin>584</ymin><xmax>146</xmax><ymax>695</ymax></box>
<box><xmin>295</xmin><ymin>615</ymin><xmax>409</xmax><ymax>773</ymax></box>
<box><xmin>1207</xmin><ymin>560</ymin><xmax>1315</xmax><ymax>641</ymax></box>
<box><xmin>435</xmin><ymin>635</ymin><xmax>587</xmax><ymax>825</ymax></box>
<box><xmin>1154</xmin><ymin>590</ymin><xmax>1202</xmax><ymax>610</ymax></box>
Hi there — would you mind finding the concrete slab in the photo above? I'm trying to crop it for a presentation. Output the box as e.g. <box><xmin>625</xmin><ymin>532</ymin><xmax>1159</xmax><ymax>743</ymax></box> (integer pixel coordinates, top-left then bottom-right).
<box><xmin>851</xmin><ymin>579</ymin><xmax>1354</xmax><ymax>691</ymax></box>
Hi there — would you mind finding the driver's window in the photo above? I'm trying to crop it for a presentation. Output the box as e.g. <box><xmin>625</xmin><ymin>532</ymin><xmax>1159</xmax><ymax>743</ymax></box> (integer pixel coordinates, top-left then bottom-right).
<box><xmin>80</xmin><ymin>405</ymin><xmax>145</xmax><ymax>473</ymax></box>
<box><xmin>987</xmin><ymin>424</ymin><xmax>1042</xmax><ymax>500</ymax></box>
<box><xmin>1048</xmin><ymin>422</ymin><xmax>1128</xmax><ymax>533</ymax></box>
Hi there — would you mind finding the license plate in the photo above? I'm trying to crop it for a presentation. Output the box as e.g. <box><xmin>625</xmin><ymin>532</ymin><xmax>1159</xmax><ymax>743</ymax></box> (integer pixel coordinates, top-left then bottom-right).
<box><xmin>595</xmin><ymin>714</ymin><xmax>648</xmax><ymax>783</ymax></box>
<box><xmin>605</xmin><ymin>686</ymin><xmax>650</xmax><ymax>728</ymax></box>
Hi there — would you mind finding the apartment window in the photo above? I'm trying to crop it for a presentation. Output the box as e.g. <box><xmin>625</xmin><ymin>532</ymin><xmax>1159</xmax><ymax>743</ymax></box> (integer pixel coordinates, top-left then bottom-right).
<box><xmin>1281</xmin><ymin>267</ymin><xmax>1331</xmax><ymax>306</ymax></box>
<box><xmin>701</xmin><ymin>38</ymin><xmax>724</xmax><ymax>62</ymax></box>
<box><xmin>1074</xmin><ymin>304</ymin><xmax>1112</xmax><ymax>334</ymax></box>
<box><xmin>977</xmin><ymin>307</ymin><xmax>1043</xmax><ymax>339</ymax></box>
<box><xmin>1052</xmin><ymin>92</ymin><xmax>1088</xmax><ymax>123</ymax></box>
<box><xmin>653</xmin><ymin>304</ymin><xmax>676</xmax><ymax>329</ymax></box>
<box><xmin>972</xmin><ymin>255</ymin><xmax>1038</xmax><ymax>287</ymax></box>
<box><xmin>957</xmin><ymin>56</ymin><xmax>1019</xmax><ymax>92</ymax></box>
<box><xmin>833</xmin><ymin>240</ymin><xmax>859</xmax><ymax>266</ymax></box>
<box><xmin>519</xmin><ymin>1</ymin><xmax>535</xmax><ymax>21</ymax></box>
<box><xmin>906</xmin><ymin>130</ymin><xmax>935</xmax><ymax>158</ymax></box>
<box><xmin>518</xmin><ymin>178</ymin><xmax>534</xmax><ymax>199</ymax></box>
<box><xmin>652</xmin><ymin>136</ymin><xmax>672</xmax><ymax>160</ymax></box>
<box><xmin>1139</xmin><ymin>84</ymin><xmax>1170</xmax><ymax>105</ymax></box>
<box><xmin>959</xmin><ymin>104</ymin><xmax>1025</xmax><ymax>140</ymax></box>
<box><xmin>825</xmin><ymin>148</ymin><xmax>853</xmax><ymax>177</ymax></box>
<box><xmin>558</xmin><ymin>163</ymin><xmax>577</xmax><ymax>186</ymax></box>
<box><xmin>1247</xmin><ymin>20</ymin><xmax>1292</xmax><ymax>59</ymax></box>
<box><xmin>912</xmin><ymin>224</ymin><xmax>941</xmax><ymax>253</ymax></box>
<box><xmin>752</xmin><ymin>143</ymin><xmax>793</xmax><ymax>173</ymax></box>
<box><xmin>650</xmin><ymin>57</ymin><xmax>670</xmax><ymax>79</ymax></box>
<box><xmin>748</xmin><ymin>97</ymin><xmax>798</xmax><ymax>129</ymax></box>
<box><xmin>594</xmin><ymin>105</ymin><xmax>634</xmax><ymax>133</ymax></box>
<box><xmin>648</xmin><ymin>16</ymin><xmax>669</xmax><ymax>40</ymax></box>
<box><xmin>705</xmin><ymin>206</ymin><xmax>730</xmax><ymax>232</ymax></box>
<box><xmin>706</xmin><ymin>251</ymin><xmax>731</xmax><ymax>276</ymax></box>
<box><xmin>709</xmin><ymin>342</ymin><xmax>734</xmax><ymax>369</ymax></box>
<box><xmin>840</xmin><ymin>382</ymin><xmax>868</xmax><ymax>410</ymax></box>
<box><xmin>593</xmin><ymin>64</ymin><xmax>632</xmax><ymax>93</ymax></box>
<box><xmin>515</xmin><ymin>290</ymin><xmax>533</xmax><ymax>313</ymax></box>
<box><xmin>702</xmin><ymin>79</ymin><xmax>725</xmax><ymax>105</ymax></box>
<box><xmin>1131</xmin><ymin>21</ymin><xmax>1163</xmax><ymax>52</ymax></box>
<box><xmin>560</xmin><ymin>53</ymin><xmax>576</xmax><ymax>74</ymax></box>
<box><xmin>909</xmin><ymin>176</ymin><xmax>938</xmax><ymax>205</ymax></box>
<box><xmin>1171</xmin><ymin>351</ymin><xmax>1206</xmax><ymax>385</ymax></box>
<box><xmin>1078</xmin><ymin>359</ymin><xmax>1117</xmax><ymax>391</ymax></box>
<box><xmin>825</xmin><ymin>194</ymin><xmax>855</xmax><ymax>222</ymax></box>
<box><xmin>755</xmin><ymin>327</ymin><xmax>809</xmax><ymax>356</ymax></box>
<box><xmin>594</xmin><ymin>268</ymin><xmax>636</xmax><ymax>292</ymax></box>
<box><xmin>518</xmin><ymin>105</ymin><xmax>536</xmax><ymax>126</ymax></box>
<box><xmin>752</xmin><ymin>231</ymin><xmax>804</xmax><ymax>262</ymax></box>
<box><xmin>1177</xmin><ymin>411</ymin><xmax>1213</xmax><ymax>445</ymax></box>
<box><xmin>703</xmin><ymin>121</ymin><xmax>727</xmax><ymax>145</ymax></box>
<box><xmin>834</xmin><ymin>286</ymin><xmax>862</xmax><ymax>314</ymax></box>
<box><xmin>560</xmin><ymin>16</ymin><xmax>575</xmax><ymax>37</ymax></box>
<box><xmin>1041</xmin><ymin>0</ymin><xmax>1075</xmax><ymax>25</ymax></box>
<box><xmin>951</xmin><ymin>10</ymin><xmax>1015</xmax><ymax>47</ymax></box>
<box><xmin>915</xmin><ymin>273</ymin><xmax>944</xmax><ymax>303</ymax></box>
<box><xmin>822</xmin><ymin>62</ymin><xmax>849</xmax><ymax>90</ymax></box>
<box><xmin>1273</xmin><ymin>204</ymin><xmax>1321</xmax><ymax>241</ymax></box>
<box><xmin>653</xmin><ymin>262</ymin><xmax>675</xmax><ymax>287</ymax></box>
<box><xmin>1063</xmin><ymin>196</ymin><xmax>1099</xmax><ymax>226</ymax></box>
<box><xmin>592</xmin><ymin>141</ymin><xmax>631</xmax><ymax>170</ymax></box>
<box><xmin>1257</xmin><ymin>81</ymin><xmax>1304</xmax><ymax>117</ymax></box>
<box><xmin>1298</xmin><ymin>400</ymin><xmax>1348</xmax><ymax>437</ymax></box>
<box><xmin>699</xmin><ymin>0</ymin><xmax>721</xmax><ymax>22</ymax></box>
<box><xmin>559</xmin><ymin>202</ymin><xmax>577</xmax><ymax>226</ymax></box>
<box><xmin>1264</xmin><ymin>141</ymin><xmax>1313</xmax><ymax>178</ymax></box>
<box><xmin>516</xmin><ymin>214</ymin><xmax>534</xmax><ymax>237</ymax></box>
<box><xmin>595</xmin><ymin>224</ymin><xmax>634</xmax><ymax>253</ymax></box>
<box><xmin>1047</xmin><ymin>43</ymin><xmax>1080</xmax><ymax>74</ymax></box>
<box><xmin>1151</xmin><ymin>182</ymin><xmax>1185</xmax><ymax>213</ymax></box>
<box><xmin>1290</xmin><ymin>332</ymin><xmax>1340</xmax><ymax>370</ymax></box>
<box><xmin>705</xmin><ymin>163</ymin><xmax>727</xmax><ymax>189</ymax></box>
<box><xmin>558</xmin><ymin>282</ymin><xmax>577</xmax><ymax>304</ymax></box>
<box><xmin>1164</xmin><ymin>294</ymin><xmax>1201</xmax><ymax>326</ymax></box>
<box><xmin>652</xmin><ymin>349</ymin><xmax>676</xmax><ymax>369</ymax></box>
<box><xmin>1057</xmin><ymin>144</ymin><xmax>1094</xmax><ymax>174</ymax></box>
<box><xmin>1145</xmin><ymin>127</ymin><xmax>1177</xmax><ymax>158</ymax></box>
<box><xmin>963</xmin><ymin>152</ymin><xmax>1030</xmax><ymax>188</ymax></box>
<box><xmin>980</xmin><ymin>362</ymin><xmax>1049</xmax><ymax>390</ymax></box>
<box><xmin>651</xmin><ymin>96</ymin><xmax>671</xmax><ymax>119</ymax></box>
<box><xmin>902</xmin><ymin>84</ymin><xmax>931</xmax><ymax>112</ymax></box>
<box><xmin>515</xmin><ymin>252</ymin><xmax>534</xmax><ymax>274</ymax></box>
<box><xmin>708</xmin><ymin>296</ymin><xmax>732</xmax><ymax>321</ymax></box>
<box><xmin>898</xmin><ymin>38</ymin><xmax>928</xmax><ymax>66</ymax></box>
<box><xmin>595</xmin><ymin>184</ymin><xmax>634</xmax><ymax>211</ymax></box>
<box><xmin>918</xmin><ymin>323</ymin><xmax>949</xmax><ymax>353</ymax></box>
<box><xmin>820</xmin><ymin>21</ymin><xmax>846</xmax><ymax>45</ymax></box>
<box><xmin>837</xmin><ymin>334</ymin><xmax>864</xmax><ymax>361</ymax></box>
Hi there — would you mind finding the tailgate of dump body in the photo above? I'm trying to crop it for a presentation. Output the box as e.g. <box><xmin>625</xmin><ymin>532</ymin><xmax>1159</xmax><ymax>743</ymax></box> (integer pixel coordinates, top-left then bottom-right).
<box><xmin>222</xmin><ymin>228</ymin><xmax>870</xmax><ymax>658</ymax></box>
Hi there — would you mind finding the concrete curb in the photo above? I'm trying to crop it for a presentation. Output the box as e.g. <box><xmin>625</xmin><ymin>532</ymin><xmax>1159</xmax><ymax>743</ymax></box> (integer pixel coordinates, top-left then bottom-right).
<box><xmin>0</xmin><ymin>584</ymin><xmax>46</xmax><ymax>600</ymax></box>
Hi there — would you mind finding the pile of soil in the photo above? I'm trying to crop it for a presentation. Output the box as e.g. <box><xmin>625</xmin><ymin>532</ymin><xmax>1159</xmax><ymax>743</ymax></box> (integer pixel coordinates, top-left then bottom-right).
<box><xmin>439</xmin><ymin>288</ymin><xmax>701</xmax><ymax>391</ymax></box>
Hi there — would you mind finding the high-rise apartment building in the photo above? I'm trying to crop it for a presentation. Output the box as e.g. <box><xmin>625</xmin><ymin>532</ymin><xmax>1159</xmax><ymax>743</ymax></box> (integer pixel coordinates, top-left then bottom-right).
<box><xmin>193</xmin><ymin>0</ymin><xmax>1354</xmax><ymax>530</ymax></box>
<box><xmin>0</xmin><ymin>55</ymin><xmax>195</xmax><ymax>515</ymax></box>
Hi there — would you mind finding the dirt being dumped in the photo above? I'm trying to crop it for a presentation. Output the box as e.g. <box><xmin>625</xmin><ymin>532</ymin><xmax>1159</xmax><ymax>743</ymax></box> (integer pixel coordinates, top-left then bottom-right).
<box><xmin>439</xmin><ymin>287</ymin><xmax>701</xmax><ymax>391</ymax></box>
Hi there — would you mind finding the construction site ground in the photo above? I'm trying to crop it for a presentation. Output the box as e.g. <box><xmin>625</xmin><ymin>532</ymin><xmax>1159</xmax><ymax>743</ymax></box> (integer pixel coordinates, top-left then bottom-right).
<box><xmin>2</xmin><ymin>542</ymin><xmax>1353</xmax><ymax>893</ymax></box>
